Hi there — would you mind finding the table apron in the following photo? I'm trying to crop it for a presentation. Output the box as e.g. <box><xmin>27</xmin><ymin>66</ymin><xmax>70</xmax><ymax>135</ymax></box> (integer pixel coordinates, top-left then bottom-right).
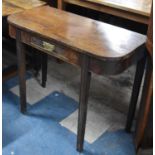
<box><xmin>9</xmin><ymin>25</ymin><xmax>145</xmax><ymax>75</ymax></box>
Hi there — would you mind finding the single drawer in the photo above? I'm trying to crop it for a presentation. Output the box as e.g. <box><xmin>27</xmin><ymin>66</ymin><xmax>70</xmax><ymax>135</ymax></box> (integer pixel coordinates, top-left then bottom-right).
<box><xmin>30</xmin><ymin>36</ymin><xmax>80</xmax><ymax>67</ymax></box>
<box><xmin>9</xmin><ymin>25</ymin><xmax>80</xmax><ymax>67</ymax></box>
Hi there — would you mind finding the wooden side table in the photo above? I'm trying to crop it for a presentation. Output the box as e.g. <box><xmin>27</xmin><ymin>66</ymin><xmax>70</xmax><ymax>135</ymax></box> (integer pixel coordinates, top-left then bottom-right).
<box><xmin>8</xmin><ymin>6</ymin><xmax>146</xmax><ymax>152</ymax></box>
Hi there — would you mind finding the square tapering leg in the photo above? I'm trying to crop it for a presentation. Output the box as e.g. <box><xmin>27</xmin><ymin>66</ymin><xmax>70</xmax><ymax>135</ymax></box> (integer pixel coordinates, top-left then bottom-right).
<box><xmin>16</xmin><ymin>29</ymin><xmax>27</xmax><ymax>113</ymax></box>
<box><xmin>135</xmin><ymin>55</ymin><xmax>153</xmax><ymax>150</ymax></box>
<box><xmin>125</xmin><ymin>55</ymin><xmax>146</xmax><ymax>132</ymax></box>
<box><xmin>41</xmin><ymin>53</ymin><xmax>48</xmax><ymax>88</ymax></box>
<box><xmin>77</xmin><ymin>55</ymin><xmax>91</xmax><ymax>152</ymax></box>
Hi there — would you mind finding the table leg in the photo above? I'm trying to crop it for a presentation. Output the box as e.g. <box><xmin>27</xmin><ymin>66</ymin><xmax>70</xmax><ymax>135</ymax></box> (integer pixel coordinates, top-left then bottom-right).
<box><xmin>41</xmin><ymin>53</ymin><xmax>48</xmax><ymax>88</ymax></box>
<box><xmin>33</xmin><ymin>50</ymin><xmax>42</xmax><ymax>77</ymax></box>
<box><xmin>135</xmin><ymin>55</ymin><xmax>153</xmax><ymax>150</ymax></box>
<box><xmin>77</xmin><ymin>55</ymin><xmax>91</xmax><ymax>152</ymax></box>
<box><xmin>125</xmin><ymin>56</ymin><xmax>146</xmax><ymax>132</ymax></box>
<box><xmin>16</xmin><ymin>29</ymin><xmax>27</xmax><ymax>113</ymax></box>
<box><xmin>58</xmin><ymin>0</ymin><xmax>66</xmax><ymax>10</ymax></box>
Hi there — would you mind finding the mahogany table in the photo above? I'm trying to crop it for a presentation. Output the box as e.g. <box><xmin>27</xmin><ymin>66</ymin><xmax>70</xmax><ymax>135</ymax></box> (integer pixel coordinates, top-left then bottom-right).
<box><xmin>8</xmin><ymin>6</ymin><xmax>146</xmax><ymax>152</ymax></box>
<box><xmin>58</xmin><ymin>0</ymin><xmax>152</xmax><ymax>24</ymax></box>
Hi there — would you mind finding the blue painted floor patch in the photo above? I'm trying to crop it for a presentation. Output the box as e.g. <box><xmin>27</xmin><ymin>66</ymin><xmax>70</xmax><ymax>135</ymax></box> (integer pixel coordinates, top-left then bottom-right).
<box><xmin>3</xmin><ymin>76</ymin><xmax>136</xmax><ymax>155</ymax></box>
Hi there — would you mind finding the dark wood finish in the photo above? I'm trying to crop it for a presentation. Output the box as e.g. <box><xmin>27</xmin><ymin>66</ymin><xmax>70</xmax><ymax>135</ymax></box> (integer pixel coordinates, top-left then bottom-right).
<box><xmin>8</xmin><ymin>6</ymin><xmax>147</xmax><ymax>152</ymax></box>
<box><xmin>8</xmin><ymin>6</ymin><xmax>146</xmax><ymax>72</ymax></box>
<box><xmin>77</xmin><ymin>55</ymin><xmax>91</xmax><ymax>152</ymax></box>
<box><xmin>42</xmin><ymin>53</ymin><xmax>48</xmax><ymax>87</ymax></box>
<box><xmin>125</xmin><ymin>54</ymin><xmax>146</xmax><ymax>132</ymax></box>
<box><xmin>3</xmin><ymin>0</ymin><xmax>46</xmax><ymax>17</ymax></box>
<box><xmin>135</xmin><ymin>55</ymin><xmax>152</xmax><ymax>149</ymax></box>
<box><xmin>9</xmin><ymin>24</ymin><xmax>145</xmax><ymax>76</ymax></box>
<box><xmin>16</xmin><ymin>29</ymin><xmax>27</xmax><ymax>113</ymax></box>
<box><xmin>141</xmin><ymin>101</ymin><xmax>153</xmax><ymax>149</ymax></box>
<box><xmin>58</xmin><ymin>0</ymin><xmax>151</xmax><ymax>24</ymax></box>
<box><xmin>146</xmin><ymin>6</ymin><xmax>153</xmax><ymax>57</ymax></box>
<box><xmin>135</xmin><ymin>6</ymin><xmax>153</xmax><ymax>150</ymax></box>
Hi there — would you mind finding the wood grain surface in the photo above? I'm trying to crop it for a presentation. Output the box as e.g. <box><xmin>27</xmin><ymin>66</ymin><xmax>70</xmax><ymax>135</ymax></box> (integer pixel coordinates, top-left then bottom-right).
<box><xmin>8</xmin><ymin>6</ymin><xmax>146</xmax><ymax>60</ymax></box>
<box><xmin>83</xmin><ymin>0</ymin><xmax>151</xmax><ymax>16</ymax></box>
<box><xmin>4</xmin><ymin>0</ymin><xmax>46</xmax><ymax>9</ymax></box>
<box><xmin>3</xmin><ymin>1</ymin><xmax>23</xmax><ymax>17</ymax></box>
<box><xmin>3</xmin><ymin>0</ymin><xmax>46</xmax><ymax>16</ymax></box>
<box><xmin>146</xmin><ymin>7</ymin><xmax>153</xmax><ymax>57</ymax></box>
<box><xmin>60</xmin><ymin>0</ymin><xmax>151</xmax><ymax>24</ymax></box>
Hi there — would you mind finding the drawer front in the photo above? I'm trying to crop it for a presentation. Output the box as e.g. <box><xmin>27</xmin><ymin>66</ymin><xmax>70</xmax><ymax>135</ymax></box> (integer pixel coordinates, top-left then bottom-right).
<box><xmin>9</xmin><ymin>26</ymin><xmax>80</xmax><ymax>67</ymax></box>
<box><xmin>9</xmin><ymin>25</ymin><xmax>136</xmax><ymax>76</ymax></box>
<box><xmin>30</xmin><ymin>36</ymin><xmax>80</xmax><ymax>67</ymax></box>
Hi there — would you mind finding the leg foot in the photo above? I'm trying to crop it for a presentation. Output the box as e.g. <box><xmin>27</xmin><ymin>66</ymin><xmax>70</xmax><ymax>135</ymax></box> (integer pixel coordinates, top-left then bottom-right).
<box><xmin>16</xmin><ymin>29</ymin><xmax>27</xmax><ymax>113</ymax></box>
<box><xmin>125</xmin><ymin>57</ymin><xmax>146</xmax><ymax>132</ymax></box>
<box><xmin>77</xmin><ymin>55</ymin><xmax>91</xmax><ymax>152</ymax></box>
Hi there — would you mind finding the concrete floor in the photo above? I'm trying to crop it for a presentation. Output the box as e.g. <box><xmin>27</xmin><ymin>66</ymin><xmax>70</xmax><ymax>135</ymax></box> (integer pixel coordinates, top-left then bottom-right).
<box><xmin>43</xmin><ymin>56</ymin><xmax>135</xmax><ymax>114</ymax></box>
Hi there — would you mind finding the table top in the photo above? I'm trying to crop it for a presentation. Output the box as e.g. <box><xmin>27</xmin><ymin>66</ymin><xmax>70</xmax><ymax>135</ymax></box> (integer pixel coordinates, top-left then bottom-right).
<box><xmin>4</xmin><ymin>0</ymin><xmax>46</xmax><ymax>9</ymax></box>
<box><xmin>8</xmin><ymin>6</ymin><xmax>146</xmax><ymax>60</ymax></box>
<box><xmin>3</xmin><ymin>1</ymin><xmax>23</xmax><ymax>16</ymax></box>
<box><xmin>83</xmin><ymin>0</ymin><xmax>151</xmax><ymax>16</ymax></box>
<box><xmin>3</xmin><ymin>0</ymin><xmax>46</xmax><ymax>16</ymax></box>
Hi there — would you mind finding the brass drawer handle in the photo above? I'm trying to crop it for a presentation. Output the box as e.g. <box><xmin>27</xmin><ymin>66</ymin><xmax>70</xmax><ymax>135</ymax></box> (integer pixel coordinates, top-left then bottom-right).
<box><xmin>30</xmin><ymin>37</ymin><xmax>68</xmax><ymax>61</ymax></box>
<box><xmin>43</xmin><ymin>41</ymin><xmax>55</xmax><ymax>52</ymax></box>
<box><xmin>31</xmin><ymin>37</ymin><xmax>55</xmax><ymax>52</ymax></box>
